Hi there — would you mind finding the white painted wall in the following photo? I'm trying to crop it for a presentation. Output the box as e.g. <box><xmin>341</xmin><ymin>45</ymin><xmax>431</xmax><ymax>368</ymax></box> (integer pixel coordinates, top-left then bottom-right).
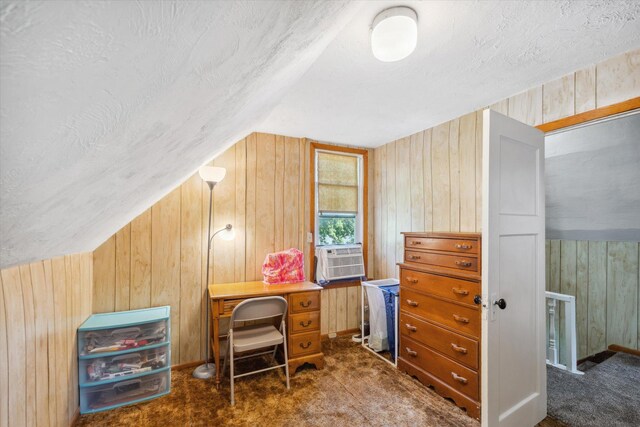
<box><xmin>545</xmin><ymin>112</ymin><xmax>640</xmax><ymax>241</ymax></box>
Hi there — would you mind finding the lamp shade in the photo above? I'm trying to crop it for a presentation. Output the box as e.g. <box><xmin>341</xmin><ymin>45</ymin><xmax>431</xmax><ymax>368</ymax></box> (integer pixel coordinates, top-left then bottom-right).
<box><xmin>198</xmin><ymin>166</ymin><xmax>226</xmax><ymax>184</ymax></box>
<box><xmin>371</xmin><ymin>7</ymin><xmax>418</xmax><ymax>62</ymax></box>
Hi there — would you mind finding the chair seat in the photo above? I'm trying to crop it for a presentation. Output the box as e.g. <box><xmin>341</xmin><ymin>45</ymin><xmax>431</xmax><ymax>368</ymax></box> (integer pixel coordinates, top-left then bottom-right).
<box><xmin>233</xmin><ymin>324</ymin><xmax>284</xmax><ymax>353</ymax></box>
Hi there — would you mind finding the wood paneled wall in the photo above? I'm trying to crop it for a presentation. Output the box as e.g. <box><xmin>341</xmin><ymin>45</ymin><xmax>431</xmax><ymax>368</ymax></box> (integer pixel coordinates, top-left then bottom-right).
<box><xmin>92</xmin><ymin>133</ymin><xmax>374</xmax><ymax>365</ymax></box>
<box><xmin>372</xmin><ymin>48</ymin><xmax>640</xmax><ymax>280</ymax></box>
<box><xmin>546</xmin><ymin>240</ymin><xmax>639</xmax><ymax>363</ymax></box>
<box><xmin>0</xmin><ymin>253</ymin><xmax>93</xmax><ymax>427</ymax></box>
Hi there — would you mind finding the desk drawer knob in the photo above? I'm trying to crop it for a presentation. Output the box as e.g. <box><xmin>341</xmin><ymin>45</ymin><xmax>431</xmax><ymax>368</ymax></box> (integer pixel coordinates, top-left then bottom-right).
<box><xmin>406</xmin><ymin>299</ymin><xmax>419</xmax><ymax>307</ymax></box>
<box><xmin>455</xmin><ymin>260</ymin><xmax>472</xmax><ymax>267</ymax></box>
<box><xmin>411</xmin><ymin>241</ymin><xmax>422</xmax><ymax>245</ymax></box>
<box><xmin>451</xmin><ymin>343</ymin><xmax>468</xmax><ymax>354</ymax></box>
<box><xmin>405</xmin><ymin>323</ymin><xmax>417</xmax><ymax>332</ymax></box>
<box><xmin>453</xmin><ymin>314</ymin><xmax>469</xmax><ymax>324</ymax></box>
<box><xmin>408</xmin><ymin>255</ymin><xmax>421</xmax><ymax>261</ymax></box>
<box><xmin>299</xmin><ymin>341</ymin><xmax>312</xmax><ymax>349</ymax></box>
<box><xmin>299</xmin><ymin>300</ymin><xmax>312</xmax><ymax>308</ymax></box>
<box><xmin>406</xmin><ymin>347</ymin><xmax>418</xmax><ymax>357</ymax></box>
<box><xmin>451</xmin><ymin>372</ymin><xmax>468</xmax><ymax>384</ymax></box>
<box><xmin>299</xmin><ymin>320</ymin><xmax>312</xmax><ymax>328</ymax></box>
<box><xmin>455</xmin><ymin>244</ymin><xmax>472</xmax><ymax>250</ymax></box>
<box><xmin>406</xmin><ymin>277</ymin><xmax>418</xmax><ymax>284</ymax></box>
<box><xmin>452</xmin><ymin>288</ymin><xmax>469</xmax><ymax>296</ymax></box>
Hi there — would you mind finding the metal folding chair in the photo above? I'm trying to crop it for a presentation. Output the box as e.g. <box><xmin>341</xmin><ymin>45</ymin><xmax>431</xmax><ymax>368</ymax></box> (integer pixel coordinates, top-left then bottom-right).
<box><xmin>221</xmin><ymin>296</ymin><xmax>290</xmax><ymax>405</ymax></box>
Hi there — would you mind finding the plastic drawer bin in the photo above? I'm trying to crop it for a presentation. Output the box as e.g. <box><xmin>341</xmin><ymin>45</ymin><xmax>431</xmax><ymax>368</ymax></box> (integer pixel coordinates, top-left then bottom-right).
<box><xmin>78</xmin><ymin>306</ymin><xmax>171</xmax><ymax>414</ymax></box>
<box><xmin>80</xmin><ymin>369</ymin><xmax>170</xmax><ymax>413</ymax></box>
<box><xmin>78</xmin><ymin>319</ymin><xmax>168</xmax><ymax>356</ymax></box>
<box><xmin>79</xmin><ymin>345</ymin><xmax>170</xmax><ymax>385</ymax></box>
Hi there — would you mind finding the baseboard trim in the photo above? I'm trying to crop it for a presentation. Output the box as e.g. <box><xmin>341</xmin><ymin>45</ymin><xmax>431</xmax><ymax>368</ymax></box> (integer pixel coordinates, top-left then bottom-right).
<box><xmin>321</xmin><ymin>328</ymin><xmax>360</xmax><ymax>340</ymax></box>
<box><xmin>608</xmin><ymin>344</ymin><xmax>640</xmax><ymax>357</ymax></box>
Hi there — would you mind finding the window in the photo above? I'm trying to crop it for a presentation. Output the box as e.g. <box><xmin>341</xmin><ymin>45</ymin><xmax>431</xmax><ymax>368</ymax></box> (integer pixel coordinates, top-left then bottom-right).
<box><xmin>313</xmin><ymin>147</ymin><xmax>366</xmax><ymax>247</ymax></box>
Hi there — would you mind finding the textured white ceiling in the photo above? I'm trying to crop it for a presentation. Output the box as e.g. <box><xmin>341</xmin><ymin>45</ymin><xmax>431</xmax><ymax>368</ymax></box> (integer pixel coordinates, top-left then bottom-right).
<box><xmin>259</xmin><ymin>0</ymin><xmax>640</xmax><ymax>147</ymax></box>
<box><xmin>2</xmin><ymin>1</ymin><xmax>639</xmax><ymax>268</ymax></box>
<box><xmin>0</xmin><ymin>0</ymin><xmax>360</xmax><ymax>268</ymax></box>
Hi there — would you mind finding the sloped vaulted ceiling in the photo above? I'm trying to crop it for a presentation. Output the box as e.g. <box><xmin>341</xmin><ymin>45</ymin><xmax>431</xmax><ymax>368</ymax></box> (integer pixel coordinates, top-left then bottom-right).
<box><xmin>0</xmin><ymin>0</ymin><xmax>360</xmax><ymax>268</ymax></box>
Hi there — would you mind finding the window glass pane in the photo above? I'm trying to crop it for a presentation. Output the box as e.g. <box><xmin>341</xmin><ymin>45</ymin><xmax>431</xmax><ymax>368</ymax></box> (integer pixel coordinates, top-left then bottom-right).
<box><xmin>318</xmin><ymin>215</ymin><xmax>356</xmax><ymax>245</ymax></box>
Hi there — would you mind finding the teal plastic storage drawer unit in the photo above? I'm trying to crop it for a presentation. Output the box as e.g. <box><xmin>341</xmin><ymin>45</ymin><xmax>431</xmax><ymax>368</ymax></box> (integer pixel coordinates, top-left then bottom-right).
<box><xmin>78</xmin><ymin>306</ymin><xmax>171</xmax><ymax>414</ymax></box>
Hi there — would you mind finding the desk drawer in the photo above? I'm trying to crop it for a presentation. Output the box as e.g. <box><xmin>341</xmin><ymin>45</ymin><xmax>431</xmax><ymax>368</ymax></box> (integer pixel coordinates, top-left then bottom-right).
<box><xmin>401</xmin><ymin>336</ymin><xmax>478</xmax><ymax>401</ymax></box>
<box><xmin>219</xmin><ymin>298</ymin><xmax>246</xmax><ymax>316</ymax></box>
<box><xmin>290</xmin><ymin>291</ymin><xmax>320</xmax><ymax>314</ymax></box>
<box><xmin>290</xmin><ymin>311</ymin><xmax>320</xmax><ymax>334</ymax></box>
<box><xmin>401</xmin><ymin>269</ymin><xmax>480</xmax><ymax>306</ymax></box>
<box><xmin>405</xmin><ymin>250</ymin><xmax>478</xmax><ymax>273</ymax></box>
<box><xmin>290</xmin><ymin>331</ymin><xmax>321</xmax><ymax>357</ymax></box>
<box><xmin>401</xmin><ymin>289</ymin><xmax>480</xmax><ymax>338</ymax></box>
<box><xmin>400</xmin><ymin>312</ymin><xmax>478</xmax><ymax>370</ymax></box>
<box><xmin>405</xmin><ymin>236</ymin><xmax>478</xmax><ymax>254</ymax></box>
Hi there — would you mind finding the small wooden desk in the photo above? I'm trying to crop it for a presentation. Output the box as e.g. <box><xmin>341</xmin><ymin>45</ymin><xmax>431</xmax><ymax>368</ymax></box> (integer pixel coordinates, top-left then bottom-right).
<box><xmin>208</xmin><ymin>281</ymin><xmax>324</xmax><ymax>388</ymax></box>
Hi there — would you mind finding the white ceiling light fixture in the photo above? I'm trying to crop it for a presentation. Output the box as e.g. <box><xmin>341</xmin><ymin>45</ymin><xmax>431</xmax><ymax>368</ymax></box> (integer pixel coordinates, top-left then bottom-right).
<box><xmin>371</xmin><ymin>6</ymin><xmax>418</xmax><ymax>62</ymax></box>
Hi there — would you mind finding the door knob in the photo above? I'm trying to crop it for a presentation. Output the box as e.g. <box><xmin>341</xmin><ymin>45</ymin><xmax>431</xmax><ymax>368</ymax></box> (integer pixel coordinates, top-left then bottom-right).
<box><xmin>494</xmin><ymin>298</ymin><xmax>507</xmax><ymax>310</ymax></box>
<box><xmin>473</xmin><ymin>295</ymin><xmax>482</xmax><ymax>305</ymax></box>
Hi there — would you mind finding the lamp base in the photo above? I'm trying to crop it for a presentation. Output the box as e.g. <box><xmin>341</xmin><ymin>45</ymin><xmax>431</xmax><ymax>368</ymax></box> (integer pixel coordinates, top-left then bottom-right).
<box><xmin>192</xmin><ymin>362</ymin><xmax>216</xmax><ymax>379</ymax></box>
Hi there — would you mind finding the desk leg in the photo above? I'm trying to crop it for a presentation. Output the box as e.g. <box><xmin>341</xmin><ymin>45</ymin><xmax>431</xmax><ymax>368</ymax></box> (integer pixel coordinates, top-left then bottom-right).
<box><xmin>213</xmin><ymin>313</ymin><xmax>221</xmax><ymax>389</ymax></box>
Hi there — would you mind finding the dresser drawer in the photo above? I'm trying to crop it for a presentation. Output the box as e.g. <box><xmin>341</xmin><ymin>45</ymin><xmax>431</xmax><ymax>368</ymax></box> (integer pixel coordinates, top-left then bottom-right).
<box><xmin>401</xmin><ymin>289</ymin><xmax>480</xmax><ymax>338</ymax></box>
<box><xmin>290</xmin><ymin>291</ymin><xmax>320</xmax><ymax>313</ymax></box>
<box><xmin>289</xmin><ymin>331</ymin><xmax>321</xmax><ymax>357</ymax></box>
<box><xmin>405</xmin><ymin>236</ymin><xmax>478</xmax><ymax>254</ymax></box>
<box><xmin>289</xmin><ymin>311</ymin><xmax>320</xmax><ymax>334</ymax></box>
<box><xmin>405</xmin><ymin>250</ymin><xmax>478</xmax><ymax>273</ymax></box>
<box><xmin>400</xmin><ymin>312</ymin><xmax>478</xmax><ymax>370</ymax></box>
<box><xmin>401</xmin><ymin>336</ymin><xmax>479</xmax><ymax>401</ymax></box>
<box><xmin>401</xmin><ymin>269</ymin><xmax>480</xmax><ymax>306</ymax></box>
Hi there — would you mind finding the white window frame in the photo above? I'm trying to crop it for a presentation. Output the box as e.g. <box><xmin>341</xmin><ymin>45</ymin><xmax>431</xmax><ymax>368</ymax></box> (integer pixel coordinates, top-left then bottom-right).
<box><xmin>314</xmin><ymin>149</ymin><xmax>364</xmax><ymax>246</ymax></box>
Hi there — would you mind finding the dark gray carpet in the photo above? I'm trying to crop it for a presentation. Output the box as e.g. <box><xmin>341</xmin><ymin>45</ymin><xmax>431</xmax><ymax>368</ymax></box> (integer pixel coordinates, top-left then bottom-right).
<box><xmin>547</xmin><ymin>352</ymin><xmax>640</xmax><ymax>427</ymax></box>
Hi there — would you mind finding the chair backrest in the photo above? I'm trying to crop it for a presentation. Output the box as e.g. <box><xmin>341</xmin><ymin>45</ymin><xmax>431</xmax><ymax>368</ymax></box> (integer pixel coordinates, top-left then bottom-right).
<box><xmin>230</xmin><ymin>296</ymin><xmax>288</xmax><ymax>327</ymax></box>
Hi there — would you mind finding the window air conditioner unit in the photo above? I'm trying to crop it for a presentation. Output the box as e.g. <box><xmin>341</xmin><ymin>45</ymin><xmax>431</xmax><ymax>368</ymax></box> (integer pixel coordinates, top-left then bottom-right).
<box><xmin>315</xmin><ymin>244</ymin><xmax>365</xmax><ymax>284</ymax></box>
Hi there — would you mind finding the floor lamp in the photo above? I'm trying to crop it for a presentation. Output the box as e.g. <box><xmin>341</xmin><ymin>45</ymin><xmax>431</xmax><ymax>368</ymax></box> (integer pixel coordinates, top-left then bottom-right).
<box><xmin>193</xmin><ymin>165</ymin><xmax>235</xmax><ymax>379</ymax></box>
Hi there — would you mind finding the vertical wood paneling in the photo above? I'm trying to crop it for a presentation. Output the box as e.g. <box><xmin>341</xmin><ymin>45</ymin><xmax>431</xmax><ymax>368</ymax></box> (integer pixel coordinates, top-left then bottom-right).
<box><xmin>245</xmin><ymin>134</ymin><xmax>257</xmax><ymax>281</ymax></box>
<box><xmin>449</xmin><ymin>119</ymin><xmax>460</xmax><ymax>232</ymax></box>
<box><xmin>587</xmin><ymin>241</ymin><xmax>607</xmax><ymax>355</ymax></box>
<box><xmin>606</xmin><ymin>242</ymin><xmax>638</xmax><ymax>348</ymax></box>
<box><xmin>596</xmin><ymin>49</ymin><xmax>640</xmax><ymax>107</ymax></box>
<box><xmin>548</xmin><ymin>240</ymin><xmax>561</xmax><ymax>293</ymax></box>
<box><xmin>235</xmin><ymin>139</ymin><xmax>247</xmax><ymax>282</ymax></box>
<box><xmin>378</xmin><ymin>145</ymin><xmax>388</xmax><ymax>279</ymax></box>
<box><xmin>284</xmin><ymin>137</ymin><xmax>300</xmax><ymax>250</ymax></box>
<box><xmin>114</xmin><ymin>224</ymin><xmax>131</xmax><ymax>312</ymax></box>
<box><xmin>151</xmin><ymin>187</ymin><xmax>181</xmax><ymax>362</ymax></box>
<box><xmin>320</xmin><ymin>289</ymin><xmax>329</xmax><ymax>335</ymax></box>
<box><xmin>474</xmin><ymin>111</ymin><xmax>483</xmax><ymax>232</ymax></box>
<box><xmin>409</xmin><ymin>132</ymin><xmax>424</xmax><ymax>232</ymax></box>
<box><xmin>328</xmin><ymin>288</ymin><xmax>337</xmax><ymax>334</ymax></box>
<box><xmin>543</xmin><ymin>73</ymin><xmax>575</xmax><ymax>123</ymax></box>
<box><xmin>575</xmin><ymin>65</ymin><xmax>596</xmax><ymax>114</ymax></box>
<box><xmin>255</xmin><ymin>133</ymin><xmax>276</xmax><ymax>280</ymax></box>
<box><xmin>559</xmin><ymin>240</ymin><xmax>577</xmax><ymax>364</ymax></box>
<box><xmin>432</xmin><ymin>122</ymin><xmax>450</xmax><ymax>232</ymax></box>
<box><xmin>508</xmin><ymin>87</ymin><xmax>542</xmax><ymax>126</ymax></box>
<box><xmin>92</xmin><ymin>235</ymin><xmax>115</xmax><ymax>313</ymax></box>
<box><xmin>213</xmin><ymin>146</ymin><xmax>237</xmax><ymax>284</ymax></box>
<box><xmin>180</xmin><ymin>174</ymin><xmax>202</xmax><ymax>364</ymax></box>
<box><xmin>386</xmin><ymin>142</ymin><xmax>397</xmax><ymax>277</ymax></box>
<box><xmin>373</xmin><ymin>146</ymin><xmax>383</xmax><ymax>279</ymax></box>
<box><xmin>336</xmin><ymin>287</ymin><xmax>347</xmax><ymax>332</ymax></box>
<box><xmin>130</xmin><ymin>209</ymin><xmax>152</xmax><ymax>309</ymax></box>
<box><xmin>489</xmin><ymin>98</ymin><xmax>509</xmax><ymax>115</ymax></box>
<box><xmin>458</xmin><ymin>113</ymin><xmax>476</xmax><ymax>232</ymax></box>
<box><xmin>274</xmin><ymin>136</ymin><xmax>285</xmax><ymax>252</ymax></box>
<box><xmin>396</xmin><ymin>138</ymin><xmax>411</xmax><ymax>265</ymax></box>
<box><xmin>422</xmin><ymin>129</ymin><xmax>434</xmax><ymax>232</ymax></box>
<box><xmin>0</xmin><ymin>253</ymin><xmax>92</xmax><ymax>427</ymax></box>
<box><xmin>576</xmin><ymin>241</ymin><xmax>589</xmax><ymax>358</ymax></box>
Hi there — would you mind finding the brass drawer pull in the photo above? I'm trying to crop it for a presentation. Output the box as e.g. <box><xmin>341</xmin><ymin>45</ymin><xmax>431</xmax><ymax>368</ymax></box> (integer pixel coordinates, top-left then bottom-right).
<box><xmin>299</xmin><ymin>300</ymin><xmax>312</xmax><ymax>308</ymax></box>
<box><xmin>451</xmin><ymin>372</ymin><xmax>468</xmax><ymax>384</ymax></box>
<box><xmin>455</xmin><ymin>244</ymin><xmax>472</xmax><ymax>250</ymax></box>
<box><xmin>406</xmin><ymin>299</ymin><xmax>419</xmax><ymax>307</ymax></box>
<box><xmin>299</xmin><ymin>320</ymin><xmax>312</xmax><ymax>328</ymax></box>
<box><xmin>411</xmin><ymin>240</ymin><xmax>422</xmax><ymax>245</ymax></box>
<box><xmin>405</xmin><ymin>323</ymin><xmax>417</xmax><ymax>332</ymax></box>
<box><xmin>455</xmin><ymin>260</ymin><xmax>472</xmax><ymax>267</ymax></box>
<box><xmin>453</xmin><ymin>314</ymin><xmax>469</xmax><ymax>324</ymax></box>
<box><xmin>406</xmin><ymin>347</ymin><xmax>418</xmax><ymax>357</ymax></box>
<box><xmin>406</xmin><ymin>277</ymin><xmax>418</xmax><ymax>284</ymax></box>
<box><xmin>408</xmin><ymin>255</ymin><xmax>421</xmax><ymax>260</ymax></box>
<box><xmin>451</xmin><ymin>343</ymin><xmax>468</xmax><ymax>354</ymax></box>
<box><xmin>452</xmin><ymin>288</ymin><xmax>469</xmax><ymax>296</ymax></box>
<box><xmin>299</xmin><ymin>341</ymin><xmax>312</xmax><ymax>349</ymax></box>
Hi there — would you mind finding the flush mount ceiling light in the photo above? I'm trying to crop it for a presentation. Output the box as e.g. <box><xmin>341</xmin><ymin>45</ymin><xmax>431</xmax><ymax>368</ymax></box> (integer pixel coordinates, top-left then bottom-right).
<box><xmin>371</xmin><ymin>6</ymin><xmax>418</xmax><ymax>62</ymax></box>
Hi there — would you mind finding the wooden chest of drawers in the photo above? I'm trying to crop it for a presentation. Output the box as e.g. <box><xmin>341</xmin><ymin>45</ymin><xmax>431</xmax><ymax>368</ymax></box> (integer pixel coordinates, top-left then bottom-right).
<box><xmin>287</xmin><ymin>290</ymin><xmax>324</xmax><ymax>371</ymax></box>
<box><xmin>398</xmin><ymin>232</ymin><xmax>482</xmax><ymax>420</ymax></box>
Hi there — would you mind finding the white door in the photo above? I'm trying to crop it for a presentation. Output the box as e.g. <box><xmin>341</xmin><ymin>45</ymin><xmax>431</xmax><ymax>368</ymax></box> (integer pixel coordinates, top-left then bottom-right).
<box><xmin>481</xmin><ymin>109</ymin><xmax>546</xmax><ymax>427</ymax></box>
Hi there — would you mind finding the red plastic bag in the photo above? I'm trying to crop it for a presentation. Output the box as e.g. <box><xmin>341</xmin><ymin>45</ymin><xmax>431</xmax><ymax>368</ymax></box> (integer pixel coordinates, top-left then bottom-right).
<box><xmin>262</xmin><ymin>248</ymin><xmax>306</xmax><ymax>284</ymax></box>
